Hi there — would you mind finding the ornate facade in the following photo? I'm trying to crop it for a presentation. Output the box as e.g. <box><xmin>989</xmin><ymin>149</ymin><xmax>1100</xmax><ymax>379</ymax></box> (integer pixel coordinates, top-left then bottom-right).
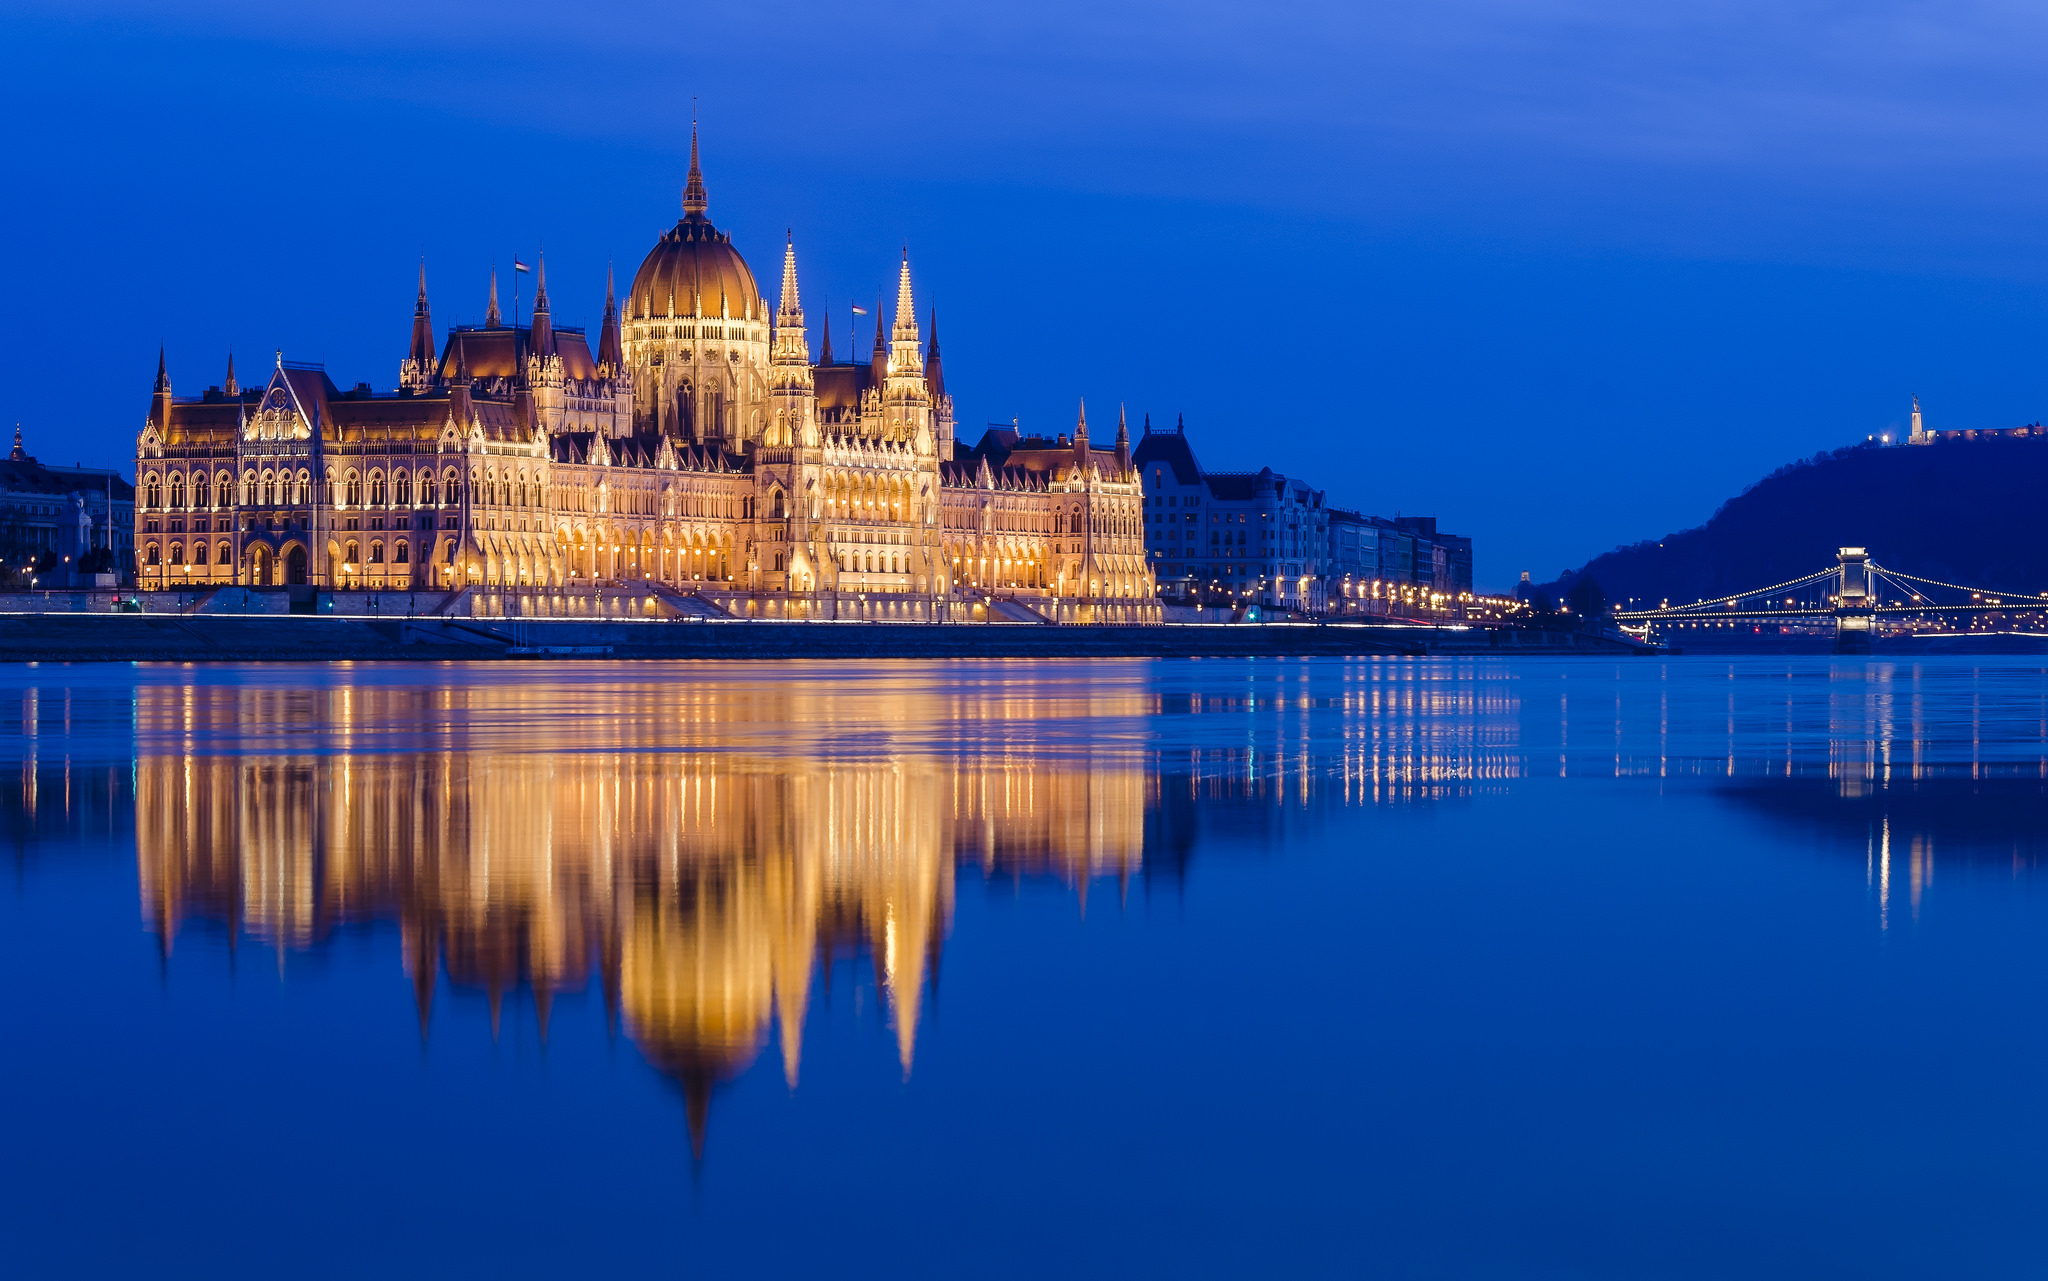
<box><xmin>134</xmin><ymin>132</ymin><xmax>1157</xmax><ymax>620</ymax></box>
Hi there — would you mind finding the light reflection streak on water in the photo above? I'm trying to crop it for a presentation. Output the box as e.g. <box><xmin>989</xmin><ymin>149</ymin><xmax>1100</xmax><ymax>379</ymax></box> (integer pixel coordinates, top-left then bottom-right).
<box><xmin>4</xmin><ymin>656</ymin><xmax>2048</xmax><ymax>1145</ymax></box>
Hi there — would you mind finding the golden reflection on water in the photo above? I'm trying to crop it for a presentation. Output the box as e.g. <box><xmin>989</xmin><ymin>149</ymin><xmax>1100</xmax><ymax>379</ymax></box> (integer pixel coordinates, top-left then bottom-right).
<box><xmin>113</xmin><ymin>671</ymin><xmax>1523</xmax><ymax>1148</ymax></box>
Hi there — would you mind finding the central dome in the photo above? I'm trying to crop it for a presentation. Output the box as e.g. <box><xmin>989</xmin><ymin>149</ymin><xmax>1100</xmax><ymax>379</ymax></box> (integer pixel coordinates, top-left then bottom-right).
<box><xmin>628</xmin><ymin>131</ymin><xmax>760</xmax><ymax>322</ymax></box>
<box><xmin>629</xmin><ymin>214</ymin><xmax>760</xmax><ymax>322</ymax></box>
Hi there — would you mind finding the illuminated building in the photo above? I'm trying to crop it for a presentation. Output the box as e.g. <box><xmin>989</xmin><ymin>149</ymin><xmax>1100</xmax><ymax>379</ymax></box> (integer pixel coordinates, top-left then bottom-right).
<box><xmin>132</xmin><ymin>130</ymin><xmax>1156</xmax><ymax>620</ymax></box>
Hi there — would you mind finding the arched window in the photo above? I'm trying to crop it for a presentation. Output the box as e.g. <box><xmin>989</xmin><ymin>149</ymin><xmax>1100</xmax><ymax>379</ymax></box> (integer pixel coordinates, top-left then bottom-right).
<box><xmin>421</xmin><ymin>474</ymin><xmax>435</xmax><ymax>506</ymax></box>
<box><xmin>394</xmin><ymin>471</ymin><xmax>412</xmax><ymax>505</ymax></box>
<box><xmin>295</xmin><ymin>472</ymin><xmax>310</xmax><ymax>505</ymax></box>
<box><xmin>368</xmin><ymin>541</ymin><xmax>384</xmax><ymax>564</ymax></box>
<box><xmin>395</xmin><ymin>541</ymin><xmax>410</xmax><ymax>564</ymax></box>
<box><xmin>345</xmin><ymin>540</ymin><xmax>360</xmax><ymax>566</ymax></box>
<box><xmin>192</xmin><ymin>543</ymin><xmax>208</xmax><ymax>566</ymax></box>
<box><xmin>216</xmin><ymin>541</ymin><xmax>230</xmax><ymax>565</ymax></box>
<box><xmin>146</xmin><ymin>543</ymin><xmax>160</xmax><ymax>566</ymax></box>
<box><xmin>260</xmin><ymin>471</ymin><xmax>276</xmax><ymax>505</ymax></box>
<box><xmin>168</xmin><ymin>475</ymin><xmax>185</xmax><ymax>509</ymax></box>
<box><xmin>145</xmin><ymin>478</ymin><xmax>161</xmax><ymax>509</ymax></box>
<box><xmin>344</xmin><ymin>472</ymin><xmax>361</xmax><ymax>506</ymax></box>
<box><xmin>370</xmin><ymin>473</ymin><xmax>385</xmax><ymax>505</ymax></box>
<box><xmin>193</xmin><ymin>476</ymin><xmax>209</xmax><ymax>508</ymax></box>
<box><xmin>770</xmin><ymin>490</ymin><xmax>785</xmax><ymax>519</ymax></box>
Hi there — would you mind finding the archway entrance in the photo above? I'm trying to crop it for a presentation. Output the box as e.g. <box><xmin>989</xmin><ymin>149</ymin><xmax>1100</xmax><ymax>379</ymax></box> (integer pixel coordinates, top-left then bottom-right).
<box><xmin>285</xmin><ymin>546</ymin><xmax>308</xmax><ymax>585</ymax></box>
<box><xmin>248</xmin><ymin>546</ymin><xmax>270</xmax><ymax>586</ymax></box>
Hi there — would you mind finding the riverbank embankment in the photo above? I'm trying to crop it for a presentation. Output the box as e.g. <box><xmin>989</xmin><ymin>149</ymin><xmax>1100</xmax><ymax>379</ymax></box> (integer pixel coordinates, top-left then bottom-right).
<box><xmin>0</xmin><ymin>613</ymin><xmax>1659</xmax><ymax>662</ymax></box>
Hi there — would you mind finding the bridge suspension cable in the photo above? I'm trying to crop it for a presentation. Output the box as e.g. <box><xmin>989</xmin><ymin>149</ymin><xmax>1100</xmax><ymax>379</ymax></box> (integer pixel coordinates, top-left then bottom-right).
<box><xmin>1622</xmin><ymin>566</ymin><xmax>1838</xmax><ymax>616</ymax></box>
<box><xmin>1866</xmin><ymin>562</ymin><xmax>2048</xmax><ymax>602</ymax></box>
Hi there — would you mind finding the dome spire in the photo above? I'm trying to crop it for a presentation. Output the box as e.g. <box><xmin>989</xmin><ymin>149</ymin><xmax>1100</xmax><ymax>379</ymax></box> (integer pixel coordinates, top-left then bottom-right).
<box><xmin>683</xmin><ymin>118</ymin><xmax>709</xmax><ymax>217</ymax></box>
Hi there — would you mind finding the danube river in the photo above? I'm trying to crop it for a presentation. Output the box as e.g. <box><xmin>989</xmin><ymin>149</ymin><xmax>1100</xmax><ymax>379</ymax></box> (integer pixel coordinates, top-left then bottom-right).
<box><xmin>5</xmin><ymin>657</ymin><xmax>2048</xmax><ymax>1277</ymax></box>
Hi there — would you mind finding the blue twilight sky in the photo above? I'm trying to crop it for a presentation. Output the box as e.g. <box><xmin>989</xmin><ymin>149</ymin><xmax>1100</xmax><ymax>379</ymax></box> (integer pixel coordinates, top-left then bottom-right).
<box><xmin>5</xmin><ymin>0</ymin><xmax>2048</xmax><ymax>585</ymax></box>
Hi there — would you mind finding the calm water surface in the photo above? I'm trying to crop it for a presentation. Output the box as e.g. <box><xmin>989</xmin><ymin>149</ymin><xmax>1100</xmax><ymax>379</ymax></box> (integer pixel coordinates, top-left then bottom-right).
<box><xmin>6</xmin><ymin>657</ymin><xmax>2048</xmax><ymax>1278</ymax></box>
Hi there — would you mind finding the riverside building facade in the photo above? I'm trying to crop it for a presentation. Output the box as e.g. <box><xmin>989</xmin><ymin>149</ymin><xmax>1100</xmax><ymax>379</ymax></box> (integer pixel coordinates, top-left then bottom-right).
<box><xmin>133</xmin><ymin>134</ymin><xmax>1157</xmax><ymax>622</ymax></box>
<box><xmin>1133</xmin><ymin>415</ymin><xmax>1471</xmax><ymax>614</ymax></box>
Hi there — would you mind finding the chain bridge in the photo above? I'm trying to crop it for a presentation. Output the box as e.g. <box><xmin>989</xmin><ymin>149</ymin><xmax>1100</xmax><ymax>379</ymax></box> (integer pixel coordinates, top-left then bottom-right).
<box><xmin>1612</xmin><ymin>548</ymin><xmax>2048</xmax><ymax>652</ymax></box>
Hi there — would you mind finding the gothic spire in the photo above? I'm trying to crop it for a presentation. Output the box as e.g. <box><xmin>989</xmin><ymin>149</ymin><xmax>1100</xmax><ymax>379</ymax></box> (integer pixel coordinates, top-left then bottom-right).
<box><xmin>224</xmin><ymin>348</ymin><xmax>238</xmax><ymax>398</ymax></box>
<box><xmin>408</xmin><ymin>258</ymin><xmax>435</xmax><ymax>375</ymax></box>
<box><xmin>528</xmin><ymin>250</ymin><xmax>554</xmax><ymax>361</ymax></box>
<box><xmin>924</xmin><ymin>305</ymin><xmax>945</xmax><ymax>399</ymax></box>
<box><xmin>820</xmin><ymin>304</ymin><xmax>833</xmax><ymax>365</ymax></box>
<box><xmin>870</xmin><ymin>292</ymin><xmax>888</xmax><ymax>385</ymax></box>
<box><xmin>485</xmin><ymin>265</ymin><xmax>501</xmax><ymax>327</ymax></box>
<box><xmin>1076</xmin><ymin>398</ymin><xmax>1088</xmax><ymax>437</ymax></box>
<box><xmin>683</xmin><ymin>121</ymin><xmax>709</xmax><ymax>217</ymax></box>
<box><xmin>894</xmin><ymin>250</ymin><xmax>915</xmax><ymax>334</ymax></box>
<box><xmin>778</xmin><ymin>233</ymin><xmax>802</xmax><ymax>322</ymax></box>
<box><xmin>154</xmin><ymin>345</ymin><xmax>169</xmax><ymax>393</ymax></box>
<box><xmin>597</xmin><ymin>259</ymin><xmax>624</xmax><ymax>375</ymax></box>
<box><xmin>1116</xmin><ymin>403</ymin><xmax>1129</xmax><ymax>449</ymax></box>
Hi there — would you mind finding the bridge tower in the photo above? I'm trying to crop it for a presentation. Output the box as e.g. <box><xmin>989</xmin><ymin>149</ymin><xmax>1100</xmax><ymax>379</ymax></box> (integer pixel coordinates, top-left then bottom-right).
<box><xmin>1835</xmin><ymin>546</ymin><xmax>1874</xmax><ymax>654</ymax></box>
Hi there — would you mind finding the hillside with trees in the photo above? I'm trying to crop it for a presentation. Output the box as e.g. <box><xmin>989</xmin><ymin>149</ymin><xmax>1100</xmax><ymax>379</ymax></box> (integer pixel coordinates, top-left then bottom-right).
<box><xmin>1553</xmin><ymin>437</ymin><xmax>2048</xmax><ymax>609</ymax></box>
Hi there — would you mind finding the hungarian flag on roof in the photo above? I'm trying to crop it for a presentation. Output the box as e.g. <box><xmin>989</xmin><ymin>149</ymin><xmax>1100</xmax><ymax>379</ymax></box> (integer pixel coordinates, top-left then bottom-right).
<box><xmin>513</xmin><ymin>258</ymin><xmax>531</xmax><ymax>273</ymax></box>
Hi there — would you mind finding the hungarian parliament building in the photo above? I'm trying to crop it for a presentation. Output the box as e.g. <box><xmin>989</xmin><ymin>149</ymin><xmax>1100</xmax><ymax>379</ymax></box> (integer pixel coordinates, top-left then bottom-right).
<box><xmin>134</xmin><ymin>133</ymin><xmax>1157</xmax><ymax>622</ymax></box>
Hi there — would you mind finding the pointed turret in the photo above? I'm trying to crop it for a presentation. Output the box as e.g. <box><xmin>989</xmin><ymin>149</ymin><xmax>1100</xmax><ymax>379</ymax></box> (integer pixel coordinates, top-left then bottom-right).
<box><xmin>403</xmin><ymin>259</ymin><xmax>436</xmax><ymax>392</ymax></box>
<box><xmin>820</xmin><ymin>306</ymin><xmax>833</xmax><ymax>365</ymax></box>
<box><xmin>223</xmin><ymin>349</ymin><xmax>239</xmax><ymax>398</ymax></box>
<box><xmin>778</xmin><ymin>234</ymin><xmax>802</xmax><ymax>323</ymax></box>
<box><xmin>9</xmin><ymin>425</ymin><xmax>23</xmax><ymax>463</ymax></box>
<box><xmin>149</xmin><ymin>347</ymin><xmax>173</xmax><ymax>432</ymax></box>
<box><xmin>683</xmin><ymin>121</ymin><xmax>709</xmax><ymax>217</ymax></box>
<box><xmin>596</xmin><ymin>260</ymin><xmax>625</xmax><ymax>376</ymax></box>
<box><xmin>528</xmin><ymin>250</ymin><xmax>554</xmax><ymax>362</ymax></box>
<box><xmin>768</xmin><ymin>234</ymin><xmax>816</xmax><ymax>448</ymax></box>
<box><xmin>882</xmin><ymin>254</ymin><xmax>930</xmax><ymax>448</ymax></box>
<box><xmin>870</xmin><ymin>292</ymin><xmax>887</xmax><ymax>383</ymax></box>
<box><xmin>485</xmin><ymin>265</ymin><xmax>502</xmax><ymax>327</ymax></box>
<box><xmin>924</xmin><ymin>306</ymin><xmax>945</xmax><ymax>399</ymax></box>
<box><xmin>1115</xmin><ymin>404</ymin><xmax>1131</xmax><ymax>473</ymax></box>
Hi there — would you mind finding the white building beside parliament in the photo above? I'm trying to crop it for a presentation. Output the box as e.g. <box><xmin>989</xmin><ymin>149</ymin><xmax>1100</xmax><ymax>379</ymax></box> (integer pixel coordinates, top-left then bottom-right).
<box><xmin>135</xmin><ymin>132</ymin><xmax>1157</xmax><ymax>622</ymax></box>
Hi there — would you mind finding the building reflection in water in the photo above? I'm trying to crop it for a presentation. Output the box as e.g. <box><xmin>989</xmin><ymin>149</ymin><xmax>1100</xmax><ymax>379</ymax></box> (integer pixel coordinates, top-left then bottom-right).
<box><xmin>0</xmin><ymin>668</ymin><xmax>1527</xmax><ymax>1154</ymax></box>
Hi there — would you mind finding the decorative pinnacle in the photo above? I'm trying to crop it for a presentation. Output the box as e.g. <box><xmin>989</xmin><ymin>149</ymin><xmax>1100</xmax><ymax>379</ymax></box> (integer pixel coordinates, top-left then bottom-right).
<box><xmin>154</xmin><ymin>346</ymin><xmax>169</xmax><ymax>392</ymax></box>
<box><xmin>894</xmin><ymin>250</ymin><xmax>916</xmax><ymax>331</ymax></box>
<box><xmin>683</xmin><ymin>120</ymin><xmax>708</xmax><ymax>216</ymax></box>
<box><xmin>779</xmin><ymin>232</ymin><xmax>801</xmax><ymax>318</ymax></box>
<box><xmin>533</xmin><ymin>249</ymin><xmax>549</xmax><ymax>311</ymax></box>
